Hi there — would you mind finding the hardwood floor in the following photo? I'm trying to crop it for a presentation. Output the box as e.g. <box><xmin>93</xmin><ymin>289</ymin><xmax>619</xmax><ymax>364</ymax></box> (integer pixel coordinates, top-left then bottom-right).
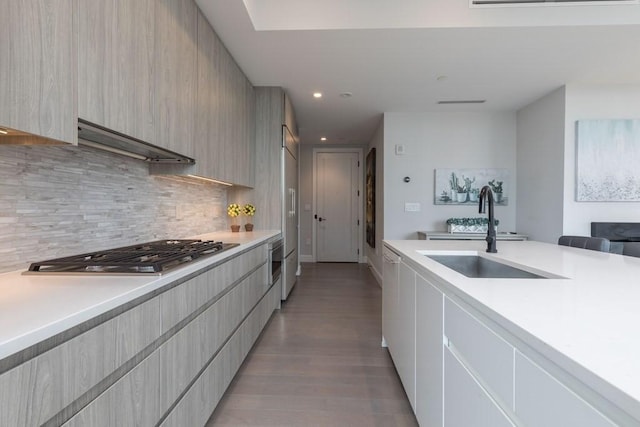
<box><xmin>206</xmin><ymin>262</ymin><xmax>418</xmax><ymax>426</ymax></box>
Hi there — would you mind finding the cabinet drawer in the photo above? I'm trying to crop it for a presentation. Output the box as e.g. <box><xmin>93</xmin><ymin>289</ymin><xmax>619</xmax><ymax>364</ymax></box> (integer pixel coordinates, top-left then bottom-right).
<box><xmin>0</xmin><ymin>298</ymin><xmax>160</xmax><ymax>427</ymax></box>
<box><xmin>160</xmin><ymin>245</ymin><xmax>267</xmax><ymax>332</ymax></box>
<box><xmin>514</xmin><ymin>351</ymin><xmax>616</xmax><ymax>427</ymax></box>
<box><xmin>444</xmin><ymin>347</ymin><xmax>515</xmax><ymax>427</ymax></box>
<box><xmin>444</xmin><ymin>297</ymin><xmax>514</xmax><ymax>409</ymax></box>
<box><xmin>63</xmin><ymin>352</ymin><xmax>161</xmax><ymax>427</ymax></box>
<box><xmin>160</xmin><ymin>283</ymin><xmax>279</xmax><ymax>426</ymax></box>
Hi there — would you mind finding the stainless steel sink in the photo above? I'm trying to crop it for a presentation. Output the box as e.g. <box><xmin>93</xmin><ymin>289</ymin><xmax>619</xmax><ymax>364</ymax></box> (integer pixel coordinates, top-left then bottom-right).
<box><xmin>426</xmin><ymin>255</ymin><xmax>547</xmax><ymax>279</ymax></box>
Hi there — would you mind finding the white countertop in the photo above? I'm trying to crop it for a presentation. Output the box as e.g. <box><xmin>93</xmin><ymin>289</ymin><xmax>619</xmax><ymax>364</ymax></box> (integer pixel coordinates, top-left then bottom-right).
<box><xmin>0</xmin><ymin>230</ymin><xmax>280</xmax><ymax>361</ymax></box>
<box><xmin>384</xmin><ymin>239</ymin><xmax>640</xmax><ymax>420</ymax></box>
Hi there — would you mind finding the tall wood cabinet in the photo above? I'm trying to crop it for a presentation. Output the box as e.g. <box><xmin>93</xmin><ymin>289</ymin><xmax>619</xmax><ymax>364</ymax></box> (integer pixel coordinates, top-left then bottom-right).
<box><xmin>0</xmin><ymin>0</ymin><xmax>77</xmax><ymax>145</ymax></box>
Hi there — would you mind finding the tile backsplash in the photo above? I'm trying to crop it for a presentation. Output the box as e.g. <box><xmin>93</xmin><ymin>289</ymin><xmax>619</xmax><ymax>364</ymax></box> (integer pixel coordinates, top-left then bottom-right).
<box><xmin>0</xmin><ymin>144</ymin><xmax>227</xmax><ymax>273</ymax></box>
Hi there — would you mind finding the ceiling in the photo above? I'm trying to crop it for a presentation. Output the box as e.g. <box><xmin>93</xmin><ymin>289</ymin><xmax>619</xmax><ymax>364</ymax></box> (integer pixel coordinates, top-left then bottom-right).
<box><xmin>196</xmin><ymin>0</ymin><xmax>640</xmax><ymax>145</ymax></box>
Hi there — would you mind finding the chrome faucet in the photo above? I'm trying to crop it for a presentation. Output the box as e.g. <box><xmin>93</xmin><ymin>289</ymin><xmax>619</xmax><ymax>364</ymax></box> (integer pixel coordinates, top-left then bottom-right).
<box><xmin>478</xmin><ymin>185</ymin><xmax>497</xmax><ymax>253</ymax></box>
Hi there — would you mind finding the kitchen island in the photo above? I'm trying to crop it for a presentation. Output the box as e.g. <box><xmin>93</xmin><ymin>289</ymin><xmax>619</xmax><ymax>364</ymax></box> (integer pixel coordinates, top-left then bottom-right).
<box><xmin>0</xmin><ymin>230</ymin><xmax>280</xmax><ymax>426</ymax></box>
<box><xmin>383</xmin><ymin>239</ymin><xmax>640</xmax><ymax>427</ymax></box>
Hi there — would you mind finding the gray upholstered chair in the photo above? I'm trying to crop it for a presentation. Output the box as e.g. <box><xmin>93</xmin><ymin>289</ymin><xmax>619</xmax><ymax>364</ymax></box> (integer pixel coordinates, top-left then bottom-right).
<box><xmin>622</xmin><ymin>242</ymin><xmax>640</xmax><ymax>258</ymax></box>
<box><xmin>557</xmin><ymin>235</ymin><xmax>611</xmax><ymax>252</ymax></box>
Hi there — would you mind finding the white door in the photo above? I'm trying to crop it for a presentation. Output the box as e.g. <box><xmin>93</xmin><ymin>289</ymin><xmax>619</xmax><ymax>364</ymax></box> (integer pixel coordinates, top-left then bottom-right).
<box><xmin>315</xmin><ymin>151</ymin><xmax>360</xmax><ymax>262</ymax></box>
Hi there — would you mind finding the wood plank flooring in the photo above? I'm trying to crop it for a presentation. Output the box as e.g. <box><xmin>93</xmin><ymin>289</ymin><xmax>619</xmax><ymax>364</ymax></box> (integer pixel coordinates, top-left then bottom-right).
<box><xmin>206</xmin><ymin>263</ymin><xmax>418</xmax><ymax>426</ymax></box>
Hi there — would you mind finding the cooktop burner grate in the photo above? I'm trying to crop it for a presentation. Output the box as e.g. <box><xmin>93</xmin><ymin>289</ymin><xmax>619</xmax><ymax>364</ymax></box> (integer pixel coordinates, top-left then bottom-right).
<box><xmin>27</xmin><ymin>239</ymin><xmax>239</xmax><ymax>274</ymax></box>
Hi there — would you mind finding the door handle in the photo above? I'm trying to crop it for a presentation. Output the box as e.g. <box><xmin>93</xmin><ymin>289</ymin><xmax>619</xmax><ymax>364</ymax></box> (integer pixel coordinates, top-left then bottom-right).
<box><xmin>318</xmin><ymin>217</ymin><xmax>325</xmax><ymax>222</ymax></box>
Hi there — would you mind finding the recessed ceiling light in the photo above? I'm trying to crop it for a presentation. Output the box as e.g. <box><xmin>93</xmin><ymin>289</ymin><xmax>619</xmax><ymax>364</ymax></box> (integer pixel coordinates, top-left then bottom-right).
<box><xmin>313</xmin><ymin>92</ymin><xmax>323</xmax><ymax>98</ymax></box>
<box><xmin>320</xmin><ymin>137</ymin><xmax>327</xmax><ymax>141</ymax></box>
<box><xmin>339</xmin><ymin>92</ymin><xmax>353</xmax><ymax>98</ymax></box>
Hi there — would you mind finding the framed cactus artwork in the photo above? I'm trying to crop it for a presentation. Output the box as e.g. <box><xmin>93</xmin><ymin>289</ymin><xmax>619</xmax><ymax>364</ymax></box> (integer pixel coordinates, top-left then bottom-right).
<box><xmin>434</xmin><ymin>168</ymin><xmax>510</xmax><ymax>205</ymax></box>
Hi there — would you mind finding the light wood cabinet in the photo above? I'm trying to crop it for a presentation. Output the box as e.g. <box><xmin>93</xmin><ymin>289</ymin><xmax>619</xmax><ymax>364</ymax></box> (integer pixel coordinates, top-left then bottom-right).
<box><xmin>415</xmin><ymin>272</ymin><xmax>444</xmax><ymax>427</ymax></box>
<box><xmin>0</xmin><ymin>0</ymin><xmax>77</xmax><ymax>145</ymax></box>
<box><xmin>1</xmin><ymin>242</ymin><xmax>275</xmax><ymax>426</ymax></box>
<box><xmin>160</xmin><ymin>282</ymin><xmax>279</xmax><ymax>427</ymax></box>
<box><xmin>154</xmin><ymin>0</ymin><xmax>197</xmax><ymax>158</ymax></box>
<box><xmin>0</xmin><ymin>298</ymin><xmax>161</xmax><ymax>426</ymax></box>
<box><xmin>63</xmin><ymin>352</ymin><xmax>161</xmax><ymax>427</ymax></box>
<box><xmin>195</xmin><ymin>7</ymin><xmax>254</xmax><ymax>186</ymax></box>
<box><xmin>77</xmin><ymin>0</ymin><xmax>156</xmax><ymax>144</ymax></box>
<box><xmin>151</xmin><ymin>7</ymin><xmax>255</xmax><ymax>185</ymax></box>
<box><xmin>514</xmin><ymin>351</ymin><xmax>616</xmax><ymax>427</ymax></box>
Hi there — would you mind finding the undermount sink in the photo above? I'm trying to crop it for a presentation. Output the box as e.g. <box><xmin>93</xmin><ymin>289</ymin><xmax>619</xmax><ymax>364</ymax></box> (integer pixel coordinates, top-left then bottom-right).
<box><xmin>426</xmin><ymin>255</ymin><xmax>547</xmax><ymax>279</ymax></box>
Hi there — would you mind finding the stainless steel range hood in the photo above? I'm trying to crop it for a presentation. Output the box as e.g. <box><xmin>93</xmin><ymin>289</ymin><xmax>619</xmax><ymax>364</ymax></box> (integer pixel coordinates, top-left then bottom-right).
<box><xmin>77</xmin><ymin>119</ymin><xmax>195</xmax><ymax>164</ymax></box>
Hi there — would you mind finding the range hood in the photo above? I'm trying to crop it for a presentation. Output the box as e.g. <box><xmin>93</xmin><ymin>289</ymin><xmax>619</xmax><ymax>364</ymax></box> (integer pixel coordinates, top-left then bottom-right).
<box><xmin>77</xmin><ymin>119</ymin><xmax>195</xmax><ymax>164</ymax></box>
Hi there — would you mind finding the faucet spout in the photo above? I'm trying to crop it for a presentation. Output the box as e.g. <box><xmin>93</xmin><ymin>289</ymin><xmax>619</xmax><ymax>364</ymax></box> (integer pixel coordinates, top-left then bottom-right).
<box><xmin>478</xmin><ymin>185</ymin><xmax>497</xmax><ymax>253</ymax></box>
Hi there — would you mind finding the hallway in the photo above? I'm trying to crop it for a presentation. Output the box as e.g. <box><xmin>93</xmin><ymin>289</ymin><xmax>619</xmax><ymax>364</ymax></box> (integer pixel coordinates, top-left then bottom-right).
<box><xmin>207</xmin><ymin>263</ymin><xmax>418</xmax><ymax>426</ymax></box>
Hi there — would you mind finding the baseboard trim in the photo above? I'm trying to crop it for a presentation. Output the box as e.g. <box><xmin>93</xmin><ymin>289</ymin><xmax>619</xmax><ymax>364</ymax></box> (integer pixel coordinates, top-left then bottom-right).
<box><xmin>368</xmin><ymin>261</ymin><xmax>382</xmax><ymax>287</ymax></box>
<box><xmin>299</xmin><ymin>255</ymin><xmax>314</xmax><ymax>263</ymax></box>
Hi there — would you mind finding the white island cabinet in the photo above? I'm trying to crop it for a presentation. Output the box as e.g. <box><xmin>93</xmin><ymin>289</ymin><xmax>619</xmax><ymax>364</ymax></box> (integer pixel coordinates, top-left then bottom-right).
<box><xmin>382</xmin><ymin>239</ymin><xmax>640</xmax><ymax>426</ymax></box>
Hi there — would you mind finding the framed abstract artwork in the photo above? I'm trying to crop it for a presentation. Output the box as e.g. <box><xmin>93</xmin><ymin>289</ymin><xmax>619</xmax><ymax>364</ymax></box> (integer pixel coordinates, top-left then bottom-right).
<box><xmin>366</xmin><ymin>148</ymin><xmax>376</xmax><ymax>248</ymax></box>
<box><xmin>576</xmin><ymin>119</ymin><xmax>640</xmax><ymax>202</ymax></box>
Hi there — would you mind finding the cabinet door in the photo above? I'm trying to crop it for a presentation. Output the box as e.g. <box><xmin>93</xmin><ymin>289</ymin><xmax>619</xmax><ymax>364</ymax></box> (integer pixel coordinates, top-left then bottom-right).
<box><xmin>397</xmin><ymin>261</ymin><xmax>416</xmax><ymax>410</ymax></box>
<box><xmin>154</xmin><ymin>0</ymin><xmax>197</xmax><ymax>158</ymax></box>
<box><xmin>514</xmin><ymin>351</ymin><xmax>616</xmax><ymax>427</ymax></box>
<box><xmin>382</xmin><ymin>246</ymin><xmax>400</xmax><ymax>351</ymax></box>
<box><xmin>78</xmin><ymin>0</ymin><xmax>155</xmax><ymax>143</ymax></box>
<box><xmin>0</xmin><ymin>0</ymin><xmax>76</xmax><ymax>144</ymax></box>
<box><xmin>194</xmin><ymin>8</ymin><xmax>221</xmax><ymax>179</ymax></box>
<box><xmin>416</xmin><ymin>273</ymin><xmax>444</xmax><ymax>427</ymax></box>
<box><xmin>444</xmin><ymin>347</ymin><xmax>515</xmax><ymax>427</ymax></box>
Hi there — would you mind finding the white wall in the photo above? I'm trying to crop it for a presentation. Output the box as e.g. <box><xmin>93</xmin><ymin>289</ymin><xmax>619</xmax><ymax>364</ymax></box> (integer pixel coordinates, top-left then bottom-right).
<box><xmin>516</xmin><ymin>87</ymin><xmax>566</xmax><ymax>243</ymax></box>
<box><xmin>562</xmin><ymin>84</ymin><xmax>640</xmax><ymax>236</ymax></box>
<box><xmin>382</xmin><ymin>112</ymin><xmax>517</xmax><ymax>240</ymax></box>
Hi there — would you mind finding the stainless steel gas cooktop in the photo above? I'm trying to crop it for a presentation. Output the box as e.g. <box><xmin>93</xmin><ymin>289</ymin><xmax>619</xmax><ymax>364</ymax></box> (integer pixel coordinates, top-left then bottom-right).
<box><xmin>26</xmin><ymin>239</ymin><xmax>239</xmax><ymax>275</ymax></box>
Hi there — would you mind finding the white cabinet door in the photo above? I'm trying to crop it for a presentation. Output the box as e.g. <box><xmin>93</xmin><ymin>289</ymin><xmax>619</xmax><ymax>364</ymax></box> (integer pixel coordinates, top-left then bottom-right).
<box><xmin>416</xmin><ymin>273</ymin><xmax>444</xmax><ymax>427</ymax></box>
<box><xmin>397</xmin><ymin>261</ymin><xmax>416</xmax><ymax>410</ymax></box>
<box><xmin>382</xmin><ymin>246</ymin><xmax>400</xmax><ymax>351</ymax></box>
<box><xmin>514</xmin><ymin>351</ymin><xmax>617</xmax><ymax>427</ymax></box>
<box><xmin>444</xmin><ymin>347</ymin><xmax>515</xmax><ymax>427</ymax></box>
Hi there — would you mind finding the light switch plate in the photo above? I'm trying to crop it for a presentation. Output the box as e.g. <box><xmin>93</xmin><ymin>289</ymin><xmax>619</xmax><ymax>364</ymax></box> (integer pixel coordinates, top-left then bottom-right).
<box><xmin>405</xmin><ymin>202</ymin><xmax>420</xmax><ymax>212</ymax></box>
<box><xmin>395</xmin><ymin>144</ymin><xmax>405</xmax><ymax>155</ymax></box>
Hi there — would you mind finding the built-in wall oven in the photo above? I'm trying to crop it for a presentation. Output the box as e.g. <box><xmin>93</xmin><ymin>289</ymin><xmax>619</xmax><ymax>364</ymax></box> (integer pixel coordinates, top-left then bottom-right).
<box><xmin>269</xmin><ymin>238</ymin><xmax>283</xmax><ymax>285</ymax></box>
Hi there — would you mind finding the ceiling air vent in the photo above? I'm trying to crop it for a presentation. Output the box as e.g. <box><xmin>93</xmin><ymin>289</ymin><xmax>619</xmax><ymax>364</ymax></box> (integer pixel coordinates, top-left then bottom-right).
<box><xmin>471</xmin><ymin>0</ymin><xmax>638</xmax><ymax>7</ymax></box>
<box><xmin>437</xmin><ymin>100</ymin><xmax>486</xmax><ymax>104</ymax></box>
